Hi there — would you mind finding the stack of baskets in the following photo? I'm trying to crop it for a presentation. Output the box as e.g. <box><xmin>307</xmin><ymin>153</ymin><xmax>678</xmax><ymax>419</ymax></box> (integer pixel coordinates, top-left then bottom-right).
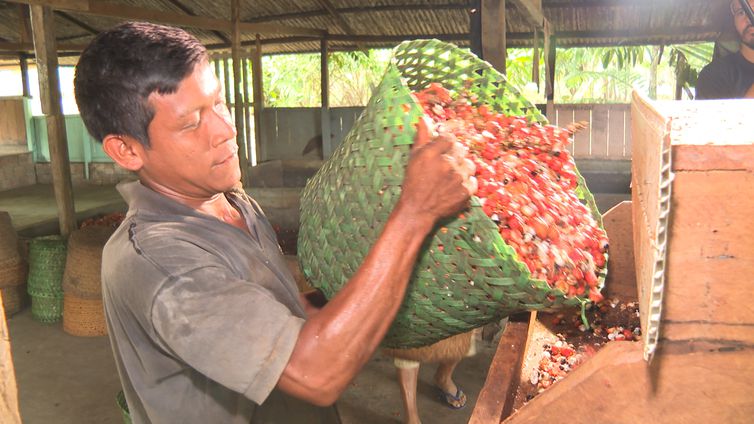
<box><xmin>62</xmin><ymin>226</ymin><xmax>113</xmax><ymax>336</ymax></box>
<box><xmin>27</xmin><ymin>235</ymin><xmax>67</xmax><ymax>323</ymax></box>
<box><xmin>0</xmin><ymin>212</ymin><xmax>28</xmax><ymax>317</ymax></box>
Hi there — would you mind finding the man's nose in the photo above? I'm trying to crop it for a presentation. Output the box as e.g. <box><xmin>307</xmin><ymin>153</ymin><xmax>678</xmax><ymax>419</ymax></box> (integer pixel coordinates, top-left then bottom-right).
<box><xmin>210</xmin><ymin>104</ymin><xmax>237</xmax><ymax>147</ymax></box>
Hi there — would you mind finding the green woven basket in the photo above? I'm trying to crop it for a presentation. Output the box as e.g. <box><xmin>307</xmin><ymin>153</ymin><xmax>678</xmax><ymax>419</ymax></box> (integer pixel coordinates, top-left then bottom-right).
<box><xmin>298</xmin><ymin>39</ymin><xmax>605</xmax><ymax>348</ymax></box>
<box><xmin>116</xmin><ymin>390</ymin><xmax>132</xmax><ymax>424</ymax></box>
<box><xmin>30</xmin><ymin>293</ymin><xmax>63</xmax><ymax>323</ymax></box>
<box><xmin>27</xmin><ymin>235</ymin><xmax>67</xmax><ymax>297</ymax></box>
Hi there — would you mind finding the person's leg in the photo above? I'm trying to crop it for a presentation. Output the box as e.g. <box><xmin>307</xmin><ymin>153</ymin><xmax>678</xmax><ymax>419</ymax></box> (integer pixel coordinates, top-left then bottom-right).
<box><xmin>394</xmin><ymin>358</ymin><xmax>422</xmax><ymax>424</ymax></box>
<box><xmin>433</xmin><ymin>359</ymin><xmax>466</xmax><ymax>409</ymax></box>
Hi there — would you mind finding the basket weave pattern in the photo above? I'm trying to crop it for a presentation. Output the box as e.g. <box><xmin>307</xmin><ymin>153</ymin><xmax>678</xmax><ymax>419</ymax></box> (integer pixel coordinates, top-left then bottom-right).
<box><xmin>27</xmin><ymin>235</ymin><xmax>67</xmax><ymax>323</ymax></box>
<box><xmin>298</xmin><ymin>40</ymin><xmax>603</xmax><ymax>348</ymax></box>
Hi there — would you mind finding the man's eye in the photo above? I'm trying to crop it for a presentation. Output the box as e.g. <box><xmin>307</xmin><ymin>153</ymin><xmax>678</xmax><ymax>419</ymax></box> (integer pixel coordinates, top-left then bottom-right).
<box><xmin>183</xmin><ymin>121</ymin><xmax>200</xmax><ymax>130</ymax></box>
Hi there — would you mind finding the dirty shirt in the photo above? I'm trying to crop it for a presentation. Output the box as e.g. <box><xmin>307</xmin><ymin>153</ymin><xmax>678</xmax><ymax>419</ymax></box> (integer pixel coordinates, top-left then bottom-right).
<box><xmin>102</xmin><ymin>181</ymin><xmax>337</xmax><ymax>424</ymax></box>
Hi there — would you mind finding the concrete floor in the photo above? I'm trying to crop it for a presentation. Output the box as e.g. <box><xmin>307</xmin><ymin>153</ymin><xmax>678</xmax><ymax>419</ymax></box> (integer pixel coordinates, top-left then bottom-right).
<box><xmin>1</xmin><ymin>183</ymin><xmax>629</xmax><ymax>424</ymax></box>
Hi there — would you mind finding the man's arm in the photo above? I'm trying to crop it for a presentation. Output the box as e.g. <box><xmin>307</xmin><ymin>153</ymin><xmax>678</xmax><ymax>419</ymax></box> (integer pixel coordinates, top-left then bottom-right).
<box><xmin>744</xmin><ymin>82</ymin><xmax>754</xmax><ymax>98</ymax></box>
<box><xmin>278</xmin><ymin>130</ymin><xmax>474</xmax><ymax>406</ymax></box>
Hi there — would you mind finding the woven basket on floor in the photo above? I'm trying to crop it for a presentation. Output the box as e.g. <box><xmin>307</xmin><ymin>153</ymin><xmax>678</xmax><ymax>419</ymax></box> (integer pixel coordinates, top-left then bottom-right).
<box><xmin>0</xmin><ymin>211</ymin><xmax>21</xmax><ymax>262</ymax></box>
<box><xmin>0</xmin><ymin>259</ymin><xmax>27</xmax><ymax>288</ymax></box>
<box><xmin>116</xmin><ymin>390</ymin><xmax>132</xmax><ymax>424</ymax></box>
<box><xmin>30</xmin><ymin>292</ymin><xmax>63</xmax><ymax>323</ymax></box>
<box><xmin>298</xmin><ymin>39</ymin><xmax>605</xmax><ymax>349</ymax></box>
<box><xmin>63</xmin><ymin>293</ymin><xmax>107</xmax><ymax>337</ymax></box>
<box><xmin>62</xmin><ymin>226</ymin><xmax>114</xmax><ymax>299</ymax></box>
<box><xmin>27</xmin><ymin>235</ymin><xmax>67</xmax><ymax>297</ymax></box>
<box><xmin>1</xmin><ymin>284</ymin><xmax>28</xmax><ymax>317</ymax></box>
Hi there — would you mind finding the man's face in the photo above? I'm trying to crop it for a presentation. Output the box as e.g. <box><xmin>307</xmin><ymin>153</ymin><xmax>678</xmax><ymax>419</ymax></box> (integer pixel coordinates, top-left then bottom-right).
<box><xmin>732</xmin><ymin>0</ymin><xmax>754</xmax><ymax>49</ymax></box>
<box><xmin>139</xmin><ymin>60</ymin><xmax>240</xmax><ymax>198</ymax></box>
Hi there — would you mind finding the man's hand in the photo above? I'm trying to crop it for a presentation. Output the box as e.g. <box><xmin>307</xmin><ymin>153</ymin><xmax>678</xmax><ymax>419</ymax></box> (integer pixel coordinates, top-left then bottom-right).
<box><xmin>397</xmin><ymin>117</ymin><xmax>477</xmax><ymax>223</ymax></box>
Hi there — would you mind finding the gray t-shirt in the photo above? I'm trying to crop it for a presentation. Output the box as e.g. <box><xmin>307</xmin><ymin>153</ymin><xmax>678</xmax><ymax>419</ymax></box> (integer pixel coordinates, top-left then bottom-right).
<box><xmin>102</xmin><ymin>181</ymin><xmax>338</xmax><ymax>423</ymax></box>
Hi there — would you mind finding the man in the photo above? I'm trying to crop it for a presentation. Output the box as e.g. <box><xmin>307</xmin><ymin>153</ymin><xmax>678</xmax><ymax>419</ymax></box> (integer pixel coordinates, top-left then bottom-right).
<box><xmin>74</xmin><ymin>22</ymin><xmax>475</xmax><ymax>423</ymax></box>
<box><xmin>697</xmin><ymin>0</ymin><xmax>754</xmax><ymax>99</ymax></box>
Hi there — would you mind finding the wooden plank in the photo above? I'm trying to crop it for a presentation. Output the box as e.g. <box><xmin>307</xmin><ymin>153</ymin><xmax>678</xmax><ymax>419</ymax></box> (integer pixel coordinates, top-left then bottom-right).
<box><xmin>602</xmin><ymin>201</ymin><xmax>638</xmax><ymax>302</ymax></box>
<box><xmin>252</xmin><ymin>36</ymin><xmax>264</xmax><ymax>164</ymax></box>
<box><xmin>663</xmin><ymin>170</ymin><xmax>754</xmax><ymax>329</ymax></box>
<box><xmin>469</xmin><ymin>318</ymin><xmax>530</xmax><ymax>424</ymax></box>
<box><xmin>231</xmin><ymin>0</ymin><xmax>249</xmax><ymax>186</ymax></box>
<box><xmin>672</xmin><ymin>144</ymin><xmax>754</xmax><ymax>171</ymax></box>
<box><xmin>242</xmin><ymin>57</ymin><xmax>253</xmax><ymax>166</ymax></box>
<box><xmin>504</xmin><ymin>341</ymin><xmax>754</xmax><ymax>424</ymax></box>
<box><xmin>30</xmin><ymin>4</ymin><xmax>76</xmax><ymax>237</ymax></box>
<box><xmin>630</xmin><ymin>91</ymin><xmax>670</xmax><ymax>350</ymax></box>
<box><xmin>544</xmin><ymin>22</ymin><xmax>555</xmax><ymax>120</ymax></box>
<box><xmin>589</xmin><ymin>104</ymin><xmax>609</xmax><ymax>158</ymax></box>
<box><xmin>6</xmin><ymin>0</ymin><xmax>325</xmax><ymax>36</ymax></box>
<box><xmin>0</xmin><ymin>291</ymin><xmax>21</xmax><ymax>424</ymax></box>
<box><xmin>481</xmin><ymin>0</ymin><xmax>506</xmax><ymax>75</ymax></box>
<box><xmin>572</xmin><ymin>109</ymin><xmax>591</xmax><ymax>158</ymax></box>
<box><xmin>607</xmin><ymin>105</ymin><xmax>627</xmax><ymax>158</ymax></box>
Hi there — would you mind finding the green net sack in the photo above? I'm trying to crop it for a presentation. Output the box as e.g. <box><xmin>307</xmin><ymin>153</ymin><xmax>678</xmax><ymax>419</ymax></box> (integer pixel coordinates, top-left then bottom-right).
<box><xmin>298</xmin><ymin>39</ymin><xmax>605</xmax><ymax>348</ymax></box>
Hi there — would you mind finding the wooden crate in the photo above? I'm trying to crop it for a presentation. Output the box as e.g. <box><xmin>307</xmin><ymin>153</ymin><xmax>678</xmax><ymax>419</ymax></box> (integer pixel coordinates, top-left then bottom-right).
<box><xmin>470</xmin><ymin>93</ymin><xmax>754</xmax><ymax>423</ymax></box>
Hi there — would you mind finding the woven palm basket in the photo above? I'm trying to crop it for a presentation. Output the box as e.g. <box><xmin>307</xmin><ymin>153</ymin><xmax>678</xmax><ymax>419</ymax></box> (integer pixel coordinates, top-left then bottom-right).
<box><xmin>298</xmin><ymin>39</ymin><xmax>605</xmax><ymax>348</ymax></box>
<box><xmin>0</xmin><ymin>260</ymin><xmax>27</xmax><ymax>288</ymax></box>
<box><xmin>63</xmin><ymin>293</ymin><xmax>107</xmax><ymax>337</ymax></box>
<box><xmin>27</xmin><ymin>235</ymin><xmax>67</xmax><ymax>297</ymax></box>
<box><xmin>62</xmin><ymin>226</ymin><xmax>114</xmax><ymax>299</ymax></box>
<box><xmin>1</xmin><ymin>284</ymin><xmax>29</xmax><ymax>317</ymax></box>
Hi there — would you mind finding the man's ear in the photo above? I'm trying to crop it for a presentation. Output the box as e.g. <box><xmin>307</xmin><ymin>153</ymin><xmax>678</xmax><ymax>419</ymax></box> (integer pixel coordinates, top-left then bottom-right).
<box><xmin>102</xmin><ymin>134</ymin><xmax>146</xmax><ymax>172</ymax></box>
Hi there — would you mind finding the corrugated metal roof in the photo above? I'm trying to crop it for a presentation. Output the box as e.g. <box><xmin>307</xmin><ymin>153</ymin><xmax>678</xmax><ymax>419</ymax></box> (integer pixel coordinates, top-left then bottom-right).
<box><xmin>0</xmin><ymin>0</ymin><xmax>736</xmax><ymax>60</ymax></box>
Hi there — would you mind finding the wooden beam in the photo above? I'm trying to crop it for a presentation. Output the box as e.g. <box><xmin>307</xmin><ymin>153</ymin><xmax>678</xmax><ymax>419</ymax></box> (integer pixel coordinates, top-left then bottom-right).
<box><xmin>251</xmin><ymin>35</ymin><xmax>263</xmax><ymax>165</ymax></box>
<box><xmin>509</xmin><ymin>0</ymin><xmax>544</xmax><ymax>28</ymax></box>
<box><xmin>314</xmin><ymin>0</ymin><xmax>356</xmax><ymax>36</ymax></box>
<box><xmin>469</xmin><ymin>0</ymin><xmax>482</xmax><ymax>58</ymax></box>
<box><xmin>18</xmin><ymin>4</ymin><xmax>32</xmax><ymax>43</ymax></box>
<box><xmin>0</xmin><ymin>41</ymin><xmax>88</xmax><ymax>52</ymax></box>
<box><xmin>30</xmin><ymin>4</ymin><xmax>76</xmax><ymax>237</ymax></box>
<box><xmin>164</xmin><ymin>0</ymin><xmax>231</xmax><ymax>45</ymax></box>
<box><xmin>5</xmin><ymin>0</ymin><xmax>325</xmax><ymax>36</ymax></box>
<box><xmin>19</xmin><ymin>56</ymin><xmax>30</xmax><ymax>97</ymax></box>
<box><xmin>482</xmin><ymin>0</ymin><xmax>506</xmax><ymax>74</ymax></box>
<box><xmin>231</xmin><ymin>0</ymin><xmax>249</xmax><ymax>186</ymax></box>
<box><xmin>320</xmin><ymin>38</ymin><xmax>331</xmax><ymax>158</ymax></box>
<box><xmin>0</xmin><ymin>293</ymin><xmax>21</xmax><ymax>424</ymax></box>
<box><xmin>544</xmin><ymin>21</ymin><xmax>556</xmax><ymax>120</ymax></box>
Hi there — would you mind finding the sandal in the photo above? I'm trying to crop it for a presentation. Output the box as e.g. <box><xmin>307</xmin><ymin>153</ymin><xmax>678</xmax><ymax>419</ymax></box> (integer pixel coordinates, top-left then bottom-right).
<box><xmin>439</xmin><ymin>387</ymin><xmax>467</xmax><ymax>410</ymax></box>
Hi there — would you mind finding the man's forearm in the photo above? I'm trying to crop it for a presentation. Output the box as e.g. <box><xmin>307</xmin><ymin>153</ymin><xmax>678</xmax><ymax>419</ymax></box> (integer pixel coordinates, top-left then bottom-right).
<box><xmin>278</xmin><ymin>201</ymin><xmax>436</xmax><ymax>405</ymax></box>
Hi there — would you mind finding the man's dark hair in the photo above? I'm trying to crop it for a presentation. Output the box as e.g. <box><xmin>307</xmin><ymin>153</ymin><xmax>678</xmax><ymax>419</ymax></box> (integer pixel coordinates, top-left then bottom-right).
<box><xmin>74</xmin><ymin>22</ymin><xmax>208</xmax><ymax>147</ymax></box>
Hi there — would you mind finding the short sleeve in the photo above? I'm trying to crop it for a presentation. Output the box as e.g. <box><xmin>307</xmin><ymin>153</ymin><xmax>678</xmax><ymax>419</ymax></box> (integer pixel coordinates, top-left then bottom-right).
<box><xmin>151</xmin><ymin>264</ymin><xmax>305</xmax><ymax>404</ymax></box>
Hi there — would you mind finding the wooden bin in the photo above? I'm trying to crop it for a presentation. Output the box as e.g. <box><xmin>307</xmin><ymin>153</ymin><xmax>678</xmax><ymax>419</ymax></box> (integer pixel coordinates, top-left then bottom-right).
<box><xmin>470</xmin><ymin>92</ymin><xmax>754</xmax><ymax>424</ymax></box>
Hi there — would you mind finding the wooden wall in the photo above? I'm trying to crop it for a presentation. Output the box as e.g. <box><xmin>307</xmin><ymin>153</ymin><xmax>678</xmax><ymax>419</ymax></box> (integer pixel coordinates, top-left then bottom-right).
<box><xmin>257</xmin><ymin>104</ymin><xmax>632</xmax><ymax>162</ymax></box>
<box><xmin>0</xmin><ymin>98</ymin><xmax>27</xmax><ymax>146</ymax></box>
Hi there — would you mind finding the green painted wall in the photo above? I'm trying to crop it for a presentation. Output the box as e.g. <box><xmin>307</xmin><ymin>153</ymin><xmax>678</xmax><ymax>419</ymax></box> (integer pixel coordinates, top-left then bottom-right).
<box><xmin>31</xmin><ymin>115</ymin><xmax>112</xmax><ymax>163</ymax></box>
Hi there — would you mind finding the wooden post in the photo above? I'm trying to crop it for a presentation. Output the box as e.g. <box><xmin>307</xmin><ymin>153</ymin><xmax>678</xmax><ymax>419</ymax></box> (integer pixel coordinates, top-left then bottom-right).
<box><xmin>532</xmin><ymin>29</ymin><xmax>540</xmax><ymax>90</ymax></box>
<box><xmin>481</xmin><ymin>0</ymin><xmax>506</xmax><ymax>74</ymax></box>
<box><xmin>30</xmin><ymin>5</ymin><xmax>76</xmax><ymax>237</ymax></box>
<box><xmin>19</xmin><ymin>56</ymin><xmax>30</xmax><ymax>98</ymax></box>
<box><xmin>241</xmin><ymin>57</ymin><xmax>253</xmax><ymax>165</ymax></box>
<box><xmin>231</xmin><ymin>0</ymin><xmax>249</xmax><ymax>186</ymax></box>
<box><xmin>469</xmin><ymin>0</ymin><xmax>482</xmax><ymax>58</ymax></box>
<box><xmin>544</xmin><ymin>21</ymin><xmax>556</xmax><ymax>121</ymax></box>
<box><xmin>320</xmin><ymin>38</ymin><xmax>332</xmax><ymax>158</ymax></box>
<box><xmin>252</xmin><ymin>35</ymin><xmax>264</xmax><ymax>165</ymax></box>
<box><xmin>0</xmin><ymin>294</ymin><xmax>21</xmax><ymax>424</ymax></box>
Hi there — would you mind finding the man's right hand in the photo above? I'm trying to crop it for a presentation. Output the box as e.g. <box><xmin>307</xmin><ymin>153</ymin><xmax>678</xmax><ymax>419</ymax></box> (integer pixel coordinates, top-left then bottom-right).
<box><xmin>397</xmin><ymin>118</ymin><xmax>477</xmax><ymax>224</ymax></box>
